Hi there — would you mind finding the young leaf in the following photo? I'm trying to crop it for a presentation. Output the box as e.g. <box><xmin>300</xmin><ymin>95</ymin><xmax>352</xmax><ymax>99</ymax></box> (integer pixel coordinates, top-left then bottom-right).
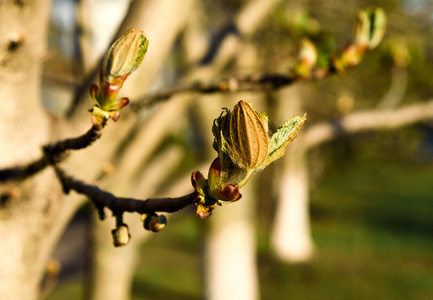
<box><xmin>259</xmin><ymin>114</ymin><xmax>306</xmax><ymax>169</ymax></box>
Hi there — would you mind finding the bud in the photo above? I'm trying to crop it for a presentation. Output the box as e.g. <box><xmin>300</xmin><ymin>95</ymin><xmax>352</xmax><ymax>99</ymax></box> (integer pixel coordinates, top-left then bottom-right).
<box><xmin>191</xmin><ymin>100</ymin><xmax>306</xmax><ymax>214</ymax></box>
<box><xmin>213</xmin><ymin>100</ymin><xmax>306</xmax><ymax>178</ymax></box>
<box><xmin>195</xmin><ymin>201</ymin><xmax>217</xmax><ymax>219</ymax></box>
<box><xmin>340</xmin><ymin>44</ymin><xmax>363</xmax><ymax>68</ymax></box>
<box><xmin>89</xmin><ymin>29</ymin><xmax>148</xmax><ymax>125</ymax></box>
<box><xmin>191</xmin><ymin>170</ymin><xmax>218</xmax><ymax>218</ymax></box>
<box><xmin>104</xmin><ymin>29</ymin><xmax>148</xmax><ymax>82</ymax></box>
<box><xmin>111</xmin><ymin>224</ymin><xmax>131</xmax><ymax>247</ymax></box>
<box><xmin>206</xmin><ymin>158</ymin><xmax>241</xmax><ymax>202</ymax></box>
<box><xmin>213</xmin><ymin>101</ymin><xmax>269</xmax><ymax>171</ymax></box>
<box><xmin>330</xmin><ymin>57</ymin><xmax>346</xmax><ymax>76</ymax></box>
<box><xmin>355</xmin><ymin>7</ymin><xmax>387</xmax><ymax>50</ymax></box>
<box><xmin>143</xmin><ymin>214</ymin><xmax>167</xmax><ymax>232</ymax></box>
<box><xmin>295</xmin><ymin>39</ymin><xmax>318</xmax><ymax>78</ymax></box>
<box><xmin>191</xmin><ymin>161</ymin><xmax>241</xmax><ymax>218</ymax></box>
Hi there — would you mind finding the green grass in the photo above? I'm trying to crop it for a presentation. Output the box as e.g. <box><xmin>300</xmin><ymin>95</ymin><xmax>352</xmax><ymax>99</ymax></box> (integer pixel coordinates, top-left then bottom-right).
<box><xmin>46</xmin><ymin>158</ymin><xmax>433</xmax><ymax>300</ymax></box>
<box><xmin>131</xmin><ymin>214</ymin><xmax>203</xmax><ymax>300</ymax></box>
<box><xmin>263</xmin><ymin>158</ymin><xmax>433</xmax><ymax>300</ymax></box>
<box><xmin>44</xmin><ymin>278</ymin><xmax>83</xmax><ymax>300</ymax></box>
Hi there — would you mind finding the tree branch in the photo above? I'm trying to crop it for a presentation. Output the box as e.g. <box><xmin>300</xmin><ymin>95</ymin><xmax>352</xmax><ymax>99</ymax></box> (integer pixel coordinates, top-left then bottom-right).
<box><xmin>0</xmin><ymin>123</ymin><xmax>105</xmax><ymax>182</ymax></box>
<box><xmin>301</xmin><ymin>99</ymin><xmax>433</xmax><ymax>149</ymax></box>
<box><xmin>130</xmin><ymin>69</ymin><xmax>331</xmax><ymax>110</ymax></box>
<box><xmin>54</xmin><ymin>166</ymin><xmax>196</xmax><ymax>216</ymax></box>
<box><xmin>44</xmin><ymin>123</ymin><xmax>104</xmax><ymax>154</ymax></box>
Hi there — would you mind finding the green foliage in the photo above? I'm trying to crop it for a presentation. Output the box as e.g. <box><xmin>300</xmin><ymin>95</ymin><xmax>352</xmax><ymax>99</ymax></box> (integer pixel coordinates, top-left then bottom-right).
<box><xmin>263</xmin><ymin>114</ymin><xmax>307</xmax><ymax>169</ymax></box>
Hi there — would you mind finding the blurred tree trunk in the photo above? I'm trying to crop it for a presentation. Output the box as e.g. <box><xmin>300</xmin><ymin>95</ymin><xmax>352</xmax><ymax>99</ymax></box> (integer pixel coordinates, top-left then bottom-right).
<box><xmin>202</xmin><ymin>38</ymin><xmax>264</xmax><ymax>299</ymax></box>
<box><xmin>0</xmin><ymin>1</ymin><xmax>70</xmax><ymax>299</ymax></box>
<box><xmin>197</xmin><ymin>93</ymin><xmax>260</xmax><ymax>300</ymax></box>
<box><xmin>80</xmin><ymin>1</ymin><xmax>196</xmax><ymax>299</ymax></box>
<box><xmin>271</xmin><ymin>86</ymin><xmax>314</xmax><ymax>262</ymax></box>
<box><xmin>205</xmin><ymin>181</ymin><xmax>259</xmax><ymax>300</ymax></box>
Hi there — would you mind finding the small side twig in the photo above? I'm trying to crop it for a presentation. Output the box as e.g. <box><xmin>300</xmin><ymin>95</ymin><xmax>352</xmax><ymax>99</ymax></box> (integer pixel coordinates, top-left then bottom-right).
<box><xmin>130</xmin><ymin>69</ymin><xmax>331</xmax><ymax>111</ymax></box>
<box><xmin>0</xmin><ymin>123</ymin><xmax>105</xmax><ymax>182</ymax></box>
<box><xmin>54</xmin><ymin>166</ymin><xmax>196</xmax><ymax>215</ymax></box>
<box><xmin>44</xmin><ymin>123</ymin><xmax>104</xmax><ymax>154</ymax></box>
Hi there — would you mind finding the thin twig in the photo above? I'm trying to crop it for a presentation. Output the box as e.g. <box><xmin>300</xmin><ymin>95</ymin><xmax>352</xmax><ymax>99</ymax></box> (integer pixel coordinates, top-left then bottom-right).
<box><xmin>0</xmin><ymin>124</ymin><xmax>105</xmax><ymax>182</ymax></box>
<box><xmin>55</xmin><ymin>166</ymin><xmax>196</xmax><ymax>215</ymax></box>
<box><xmin>43</xmin><ymin>123</ymin><xmax>104</xmax><ymax>154</ymax></box>
<box><xmin>130</xmin><ymin>69</ymin><xmax>331</xmax><ymax>111</ymax></box>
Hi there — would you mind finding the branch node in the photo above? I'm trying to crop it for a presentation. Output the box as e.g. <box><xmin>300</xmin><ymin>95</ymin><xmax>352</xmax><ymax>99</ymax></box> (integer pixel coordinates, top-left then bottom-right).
<box><xmin>53</xmin><ymin>166</ymin><xmax>70</xmax><ymax>194</ymax></box>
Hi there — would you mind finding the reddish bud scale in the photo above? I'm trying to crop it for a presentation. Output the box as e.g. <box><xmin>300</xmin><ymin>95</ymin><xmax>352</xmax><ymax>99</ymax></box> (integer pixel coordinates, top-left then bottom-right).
<box><xmin>102</xmin><ymin>82</ymin><xmax>121</xmax><ymax>97</ymax></box>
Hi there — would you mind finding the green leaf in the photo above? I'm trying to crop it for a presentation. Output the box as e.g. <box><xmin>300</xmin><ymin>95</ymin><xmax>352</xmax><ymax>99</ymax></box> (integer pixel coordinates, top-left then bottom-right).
<box><xmin>259</xmin><ymin>113</ymin><xmax>306</xmax><ymax>169</ymax></box>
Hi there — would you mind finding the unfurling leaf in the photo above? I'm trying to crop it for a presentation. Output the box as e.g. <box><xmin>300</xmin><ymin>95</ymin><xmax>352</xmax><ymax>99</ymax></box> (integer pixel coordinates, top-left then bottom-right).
<box><xmin>191</xmin><ymin>100</ymin><xmax>306</xmax><ymax>214</ymax></box>
<box><xmin>260</xmin><ymin>113</ymin><xmax>307</xmax><ymax>169</ymax></box>
<box><xmin>355</xmin><ymin>7</ymin><xmax>387</xmax><ymax>49</ymax></box>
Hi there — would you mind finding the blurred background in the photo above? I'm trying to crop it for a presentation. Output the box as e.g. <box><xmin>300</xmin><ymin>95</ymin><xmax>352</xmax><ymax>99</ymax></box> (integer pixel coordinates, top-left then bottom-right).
<box><xmin>41</xmin><ymin>0</ymin><xmax>433</xmax><ymax>299</ymax></box>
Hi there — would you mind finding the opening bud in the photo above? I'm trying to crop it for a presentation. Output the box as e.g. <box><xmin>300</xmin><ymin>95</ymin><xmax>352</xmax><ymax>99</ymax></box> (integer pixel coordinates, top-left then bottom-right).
<box><xmin>190</xmin><ymin>100</ymin><xmax>306</xmax><ymax>216</ymax></box>
<box><xmin>213</xmin><ymin>100</ymin><xmax>269</xmax><ymax>172</ymax></box>
<box><xmin>89</xmin><ymin>29</ymin><xmax>148</xmax><ymax>124</ymax></box>
<box><xmin>104</xmin><ymin>29</ymin><xmax>148</xmax><ymax>82</ymax></box>
<box><xmin>295</xmin><ymin>39</ymin><xmax>318</xmax><ymax>77</ymax></box>
<box><xmin>355</xmin><ymin>7</ymin><xmax>387</xmax><ymax>50</ymax></box>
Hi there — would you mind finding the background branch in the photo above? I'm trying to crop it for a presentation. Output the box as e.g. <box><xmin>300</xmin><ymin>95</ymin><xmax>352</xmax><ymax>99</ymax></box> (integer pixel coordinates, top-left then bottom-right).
<box><xmin>302</xmin><ymin>99</ymin><xmax>433</xmax><ymax>150</ymax></box>
<box><xmin>130</xmin><ymin>68</ymin><xmax>332</xmax><ymax>111</ymax></box>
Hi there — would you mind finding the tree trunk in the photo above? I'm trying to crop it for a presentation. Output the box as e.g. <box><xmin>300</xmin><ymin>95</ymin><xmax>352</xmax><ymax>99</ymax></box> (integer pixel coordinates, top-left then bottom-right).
<box><xmin>205</xmin><ymin>182</ymin><xmax>259</xmax><ymax>300</ymax></box>
<box><xmin>271</xmin><ymin>143</ymin><xmax>313</xmax><ymax>262</ymax></box>
<box><xmin>203</xmin><ymin>41</ymin><xmax>263</xmax><ymax>300</ymax></box>
<box><xmin>0</xmin><ymin>1</ymin><xmax>66</xmax><ymax>299</ymax></box>
<box><xmin>271</xmin><ymin>86</ymin><xmax>314</xmax><ymax>263</ymax></box>
<box><xmin>83</xmin><ymin>1</ymin><xmax>196</xmax><ymax>299</ymax></box>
